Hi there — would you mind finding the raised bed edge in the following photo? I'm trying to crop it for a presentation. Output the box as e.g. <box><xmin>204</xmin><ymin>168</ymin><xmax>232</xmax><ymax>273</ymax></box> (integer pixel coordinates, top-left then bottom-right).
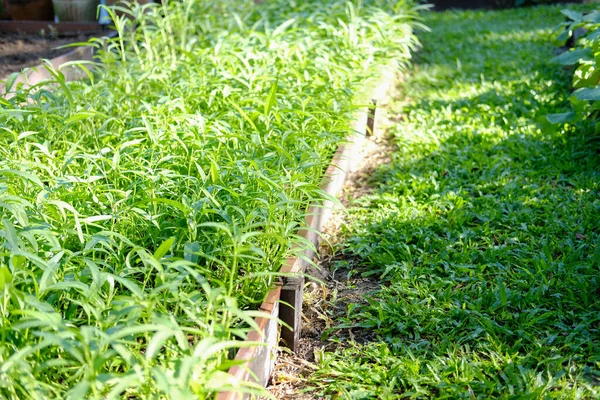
<box><xmin>0</xmin><ymin>29</ymin><xmax>117</xmax><ymax>93</ymax></box>
<box><xmin>216</xmin><ymin>65</ymin><xmax>397</xmax><ymax>400</ymax></box>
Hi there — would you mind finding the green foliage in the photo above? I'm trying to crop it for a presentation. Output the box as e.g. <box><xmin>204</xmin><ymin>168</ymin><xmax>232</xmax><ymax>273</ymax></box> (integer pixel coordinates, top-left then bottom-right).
<box><xmin>549</xmin><ymin>7</ymin><xmax>600</xmax><ymax>127</ymax></box>
<box><xmin>0</xmin><ymin>0</ymin><xmax>421</xmax><ymax>397</ymax></box>
<box><xmin>306</xmin><ymin>6</ymin><xmax>600</xmax><ymax>399</ymax></box>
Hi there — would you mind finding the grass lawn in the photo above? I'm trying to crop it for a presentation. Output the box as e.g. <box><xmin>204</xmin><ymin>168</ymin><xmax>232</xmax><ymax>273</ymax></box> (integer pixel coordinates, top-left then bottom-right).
<box><xmin>305</xmin><ymin>5</ymin><xmax>600</xmax><ymax>399</ymax></box>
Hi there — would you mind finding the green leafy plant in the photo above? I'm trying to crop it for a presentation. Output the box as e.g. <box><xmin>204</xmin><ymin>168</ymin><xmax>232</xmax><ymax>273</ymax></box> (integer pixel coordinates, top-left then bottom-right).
<box><xmin>548</xmin><ymin>8</ymin><xmax>600</xmax><ymax>126</ymax></box>
<box><xmin>0</xmin><ymin>0</ymin><xmax>421</xmax><ymax>398</ymax></box>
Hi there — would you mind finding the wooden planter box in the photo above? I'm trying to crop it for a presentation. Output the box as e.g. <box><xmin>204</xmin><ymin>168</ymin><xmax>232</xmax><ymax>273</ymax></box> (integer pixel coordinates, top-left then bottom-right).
<box><xmin>0</xmin><ymin>28</ymin><xmax>115</xmax><ymax>94</ymax></box>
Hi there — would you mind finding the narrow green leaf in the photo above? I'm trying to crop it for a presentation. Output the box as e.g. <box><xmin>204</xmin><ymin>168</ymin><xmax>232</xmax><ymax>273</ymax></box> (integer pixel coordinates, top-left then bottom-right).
<box><xmin>498</xmin><ymin>278</ymin><xmax>507</xmax><ymax>307</ymax></box>
<box><xmin>2</xmin><ymin>218</ymin><xmax>20</xmax><ymax>251</ymax></box>
<box><xmin>145</xmin><ymin>330</ymin><xmax>173</xmax><ymax>361</ymax></box>
<box><xmin>184</xmin><ymin>241</ymin><xmax>200</xmax><ymax>263</ymax></box>
<box><xmin>3</xmin><ymin>72</ymin><xmax>20</xmax><ymax>93</ymax></box>
<box><xmin>264</xmin><ymin>81</ymin><xmax>278</xmax><ymax>118</ymax></box>
<box><xmin>0</xmin><ymin>266</ymin><xmax>12</xmax><ymax>290</ymax></box>
<box><xmin>0</xmin><ymin>169</ymin><xmax>45</xmax><ymax>189</ymax></box>
<box><xmin>230</xmin><ymin>102</ymin><xmax>258</xmax><ymax>132</ymax></box>
<box><xmin>272</xmin><ymin>18</ymin><xmax>296</xmax><ymax>36</ymax></box>
<box><xmin>154</xmin><ymin>237</ymin><xmax>176</xmax><ymax>260</ymax></box>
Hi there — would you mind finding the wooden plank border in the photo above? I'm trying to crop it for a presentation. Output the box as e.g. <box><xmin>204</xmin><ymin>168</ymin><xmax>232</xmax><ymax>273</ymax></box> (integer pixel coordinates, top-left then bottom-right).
<box><xmin>0</xmin><ymin>30</ymin><xmax>117</xmax><ymax>94</ymax></box>
<box><xmin>218</xmin><ymin>65</ymin><xmax>397</xmax><ymax>399</ymax></box>
<box><xmin>217</xmin><ymin>283</ymin><xmax>282</xmax><ymax>400</ymax></box>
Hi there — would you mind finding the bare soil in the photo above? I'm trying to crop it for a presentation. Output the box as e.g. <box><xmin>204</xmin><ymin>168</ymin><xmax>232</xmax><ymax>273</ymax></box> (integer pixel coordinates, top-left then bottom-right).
<box><xmin>0</xmin><ymin>31</ymin><xmax>100</xmax><ymax>78</ymax></box>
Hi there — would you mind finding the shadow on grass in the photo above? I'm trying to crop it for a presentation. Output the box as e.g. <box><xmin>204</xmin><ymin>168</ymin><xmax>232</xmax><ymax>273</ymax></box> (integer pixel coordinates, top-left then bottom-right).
<box><xmin>313</xmin><ymin>6</ymin><xmax>600</xmax><ymax>398</ymax></box>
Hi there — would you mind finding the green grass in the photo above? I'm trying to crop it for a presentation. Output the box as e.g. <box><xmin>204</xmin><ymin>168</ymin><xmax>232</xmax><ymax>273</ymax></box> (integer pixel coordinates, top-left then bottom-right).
<box><xmin>0</xmin><ymin>0</ymin><xmax>420</xmax><ymax>397</ymax></box>
<box><xmin>306</xmin><ymin>5</ymin><xmax>600</xmax><ymax>399</ymax></box>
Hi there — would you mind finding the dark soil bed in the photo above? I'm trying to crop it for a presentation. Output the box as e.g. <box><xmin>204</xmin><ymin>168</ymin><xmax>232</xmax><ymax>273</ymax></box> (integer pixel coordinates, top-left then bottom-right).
<box><xmin>0</xmin><ymin>31</ymin><xmax>100</xmax><ymax>78</ymax></box>
<box><xmin>428</xmin><ymin>0</ymin><xmax>585</xmax><ymax>10</ymax></box>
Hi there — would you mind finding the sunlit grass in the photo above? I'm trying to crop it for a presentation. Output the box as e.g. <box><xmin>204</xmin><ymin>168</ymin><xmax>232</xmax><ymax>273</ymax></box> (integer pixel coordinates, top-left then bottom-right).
<box><xmin>305</xmin><ymin>5</ymin><xmax>600</xmax><ymax>399</ymax></box>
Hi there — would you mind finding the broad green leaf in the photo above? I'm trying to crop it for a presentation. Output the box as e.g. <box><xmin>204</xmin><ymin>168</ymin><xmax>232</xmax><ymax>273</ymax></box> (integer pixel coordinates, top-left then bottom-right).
<box><xmin>574</xmin><ymin>86</ymin><xmax>600</xmax><ymax>101</ymax></box>
<box><xmin>587</xmin><ymin>29</ymin><xmax>600</xmax><ymax>41</ymax></box>
<box><xmin>555</xmin><ymin>29</ymin><xmax>571</xmax><ymax>46</ymax></box>
<box><xmin>546</xmin><ymin>112</ymin><xmax>575</xmax><ymax>124</ymax></box>
<box><xmin>573</xmin><ymin>64</ymin><xmax>600</xmax><ymax>89</ymax></box>
<box><xmin>551</xmin><ymin>48</ymin><xmax>592</xmax><ymax>65</ymax></box>
<box><xmin>561</xmin><ymin>9</ymin><xmax>583</xmax><ymax>22</ymax></box>
<box><xmin>583</xmin><ymin>10</ymin><xmax>600</xmax><ymax>24</ymax></box>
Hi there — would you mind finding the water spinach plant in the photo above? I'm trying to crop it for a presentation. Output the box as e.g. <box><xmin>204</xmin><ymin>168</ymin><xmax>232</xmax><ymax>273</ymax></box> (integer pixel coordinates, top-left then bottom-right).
<box><xmin>0</xmin><ymin>0</ymin><xmax>421</xmax><ymax>398</ymax></box>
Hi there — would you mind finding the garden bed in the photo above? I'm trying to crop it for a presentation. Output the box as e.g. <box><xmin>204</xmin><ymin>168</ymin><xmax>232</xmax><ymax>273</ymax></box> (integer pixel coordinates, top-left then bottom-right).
<box><xmin>427</xmin><ymin>0</ymin><xmax>586</xmax><ymax>10</ymax></box>
<box><xmin>0</xmin><ymin>30</ymin><xmax>102</xmax><ymax>78</ymax></box>
<box><xmin>0</xmin><ymin>0</ymin><xmax>421</xmax><ymax>398</ymax></box>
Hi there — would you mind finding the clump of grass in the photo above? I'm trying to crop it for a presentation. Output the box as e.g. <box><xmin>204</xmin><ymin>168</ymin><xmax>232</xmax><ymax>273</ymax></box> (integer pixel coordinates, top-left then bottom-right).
<box><xmin>306</xmin><ymin>5</ymin><xmax>600</xmax><ymax>399</ymax></box>
<box><xmin>0</xmin><ymin>0</ymin><xmax>421</xmax><ymax>398</ymax></box>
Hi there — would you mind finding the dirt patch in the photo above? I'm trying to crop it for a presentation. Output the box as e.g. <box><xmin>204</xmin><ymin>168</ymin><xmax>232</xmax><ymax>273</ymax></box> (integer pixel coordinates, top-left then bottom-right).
<box><xmin>0</xmin><ymin>31</ymin><xmax>100</xmax><ymax>78</ymax></box>
<box><xmin>265</xmin><ymin>81</ymin><xmax>401</xmax><ymax>399</ymax></box>
<box><xmin>266</xmin><ymin>255</ymin><xmax>382</xmax><ymax>399</ymax></box>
